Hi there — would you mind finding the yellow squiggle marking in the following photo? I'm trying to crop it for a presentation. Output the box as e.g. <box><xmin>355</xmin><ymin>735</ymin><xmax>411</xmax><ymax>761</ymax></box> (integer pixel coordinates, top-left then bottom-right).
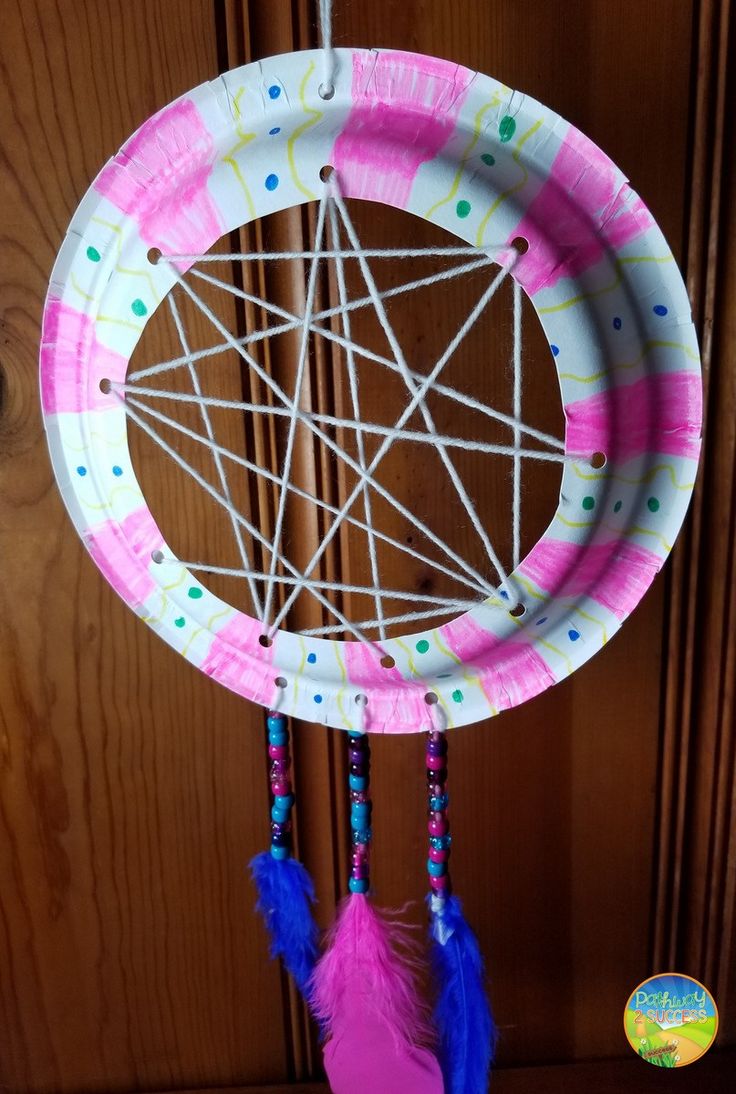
<box><xmin>287</xmin><ymin>62</ymin><xmax>321</xmax><ymax>201</ymax></box>
<box><xmin>80</xmin><ymin>485</ymin><xmax>144</xmax><ymax>511</ymax></box>
<box><xmin>559</xmin><ymin>339</ymin><xmax>699</xmax><ymax>384</ymax></box>
<box><xmin>572</xmin><ymin>462</ymin><xmax>694</xmax><ymax>491</ymax></box>
<box><xmin>624</xmin><ymin>524</ymin><xmax>673</xmax><ymax>552</ymax></box>
<box><xmin>223</xmin><ymin>86</ymin><xmax>257</xmax><ymax>219</ymax></box>
<box><xmin>475</xmin><ymin>119</ymin><xmax>543</xmax><ymax>246</ymax></box>
<box><xmin>556</xmin><ymin>513</ymin><xmax>596</xmax><ymax>529</ymax></box>
<box><xmin>431</xmin><ymin>630</ymin><xmax>496</xmax><ymax>717</ymax></box>
<box><xmin>63</xmin><ymin>432</ymin><xmax>128</xmax><ymax>453</ymax></box>
<box><xmin>425</xmin><ymin>99</ymin><xmax>496</xmax><ymax>220</ymax></box>
<box><xmin>91</xmin><ymin>215</ymin><xmax>123</xmax><ymax>256</ymax></box>
<box><xmin>115</xmin><ymin>263</ymin><xmax>161</xmax><ymax>306</ymax></box>
<box><xmin>573</xmin><ymin>606</ymin><xmax>608</xmax><ymax>643</ymax></box>
<box><xmin>332</xmin><ymin>641</ymin><xmax>352</xmax><ymax>730</ymax></box>
<box><xmin>538</xmin><ymin>637</ymin><xmax>574</xmax><ymax>676</ymax></box>
<box><xmin>162</xmin><ymin>569</ymin><xmax>187</xmax><ymax>592</ymax></box>
<box><xmin>96</xmin><ymin>314</ymin><xmax>144</xmax><ymax>333</ymax></box>
<box><xmin>182</xmin><ymin>627</ymin><xmax>204</xmax><ymax>658</ymax></box>
<box><xmin>206</xmin><ymin>606</ymin><xmax>232</xmax><ymax>630</ymax></box>
<box><xmin>394</xmin><ymin>636</ymin><xmax>416</xmax><ymax>676</ymax></box>
<box><xmin>71</xmin><ymin>272</ymin><xmax>95</xmax><ymax>303</ymax></box>
<box><xmin>142</xmin><ymin>591</ymin><xmax>169</xmax><ymax>626</ymax></box>
<box><xmin>538</xmin><ymin>255</ymin><xmax>675</xmax><ymax>316</ymax></box>
<box><xmin>514</xmin><ymin>574</ymin><xmax>546</xmax><ymax>601</ymax></box>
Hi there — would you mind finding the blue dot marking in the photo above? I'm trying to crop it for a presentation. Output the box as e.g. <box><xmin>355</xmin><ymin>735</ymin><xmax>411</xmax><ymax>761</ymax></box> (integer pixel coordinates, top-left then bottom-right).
<box><xmin>613</xmin><ymin>316</ymin><xmax>622</xmax><ymax>330</ymax></box>
<box><xmin>76</xmin><ymin>465</ymin><xmax>87</xmax><ymax>476</ymax></box>
<box><xmin>550</xmin><ymin>344</ymin><xmax>560</xmax><ymax>357</ymax></box>
<box><xmin>268</xmin><ymin>84</ymin><xmax>281</xmax><ymax>99</ymax></box>
<box><xmin>313</xmin><ymin>694</ymin><xmax>323</xmax><ymax>704</ymax></box>
<box><xmin>269</xmin><ymin>126</ymin><xmax>281</xmax><ymax>135</ymax></box>
<box><xmin>265</xmin><ymin>173</ymin><xmax>279</xmax><ymax>191</ymax></box>
<box><xmin>112</xmin><ymin>465</ymin><xmax>123</xmax><ymax>477</ymax></box>
<box><xmin>653</xmin><ymin>304</ymin><xmax>668</xmax><ymax>316</ymax></box>
<box><xmin>536</xmin><ymin>616</ymin><xmax>548</xmax><ymax>626</ymax></box>
<box><xmin>568</xmin><ymin>629</ymin><xmax>581</xmax><ymax>641</ymax></box>
<box><xmin>307</xmin><ymin>652</ymin><xmax>317</xmax><ymax>664</ymax></box>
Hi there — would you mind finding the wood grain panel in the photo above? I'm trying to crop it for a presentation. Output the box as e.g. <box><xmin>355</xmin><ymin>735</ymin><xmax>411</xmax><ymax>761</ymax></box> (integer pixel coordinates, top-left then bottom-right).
<box><xmin>0</xmin><ymin>2</ymin><xmax>287</xmax><ymax>1091</ymax></box>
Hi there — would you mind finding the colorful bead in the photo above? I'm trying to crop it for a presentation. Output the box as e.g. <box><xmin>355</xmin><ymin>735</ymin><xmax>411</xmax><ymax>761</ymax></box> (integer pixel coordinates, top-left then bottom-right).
<box><xmin>270</xmin><ymin>845</ymin><xmax>289</xmax><ymax>861</ymax></box>
<box><xmin>349</xmin><ymin>774</ymin><xmax>368</xmax><ymax>791</ymax></box>
<box><xmin>274</xmin><ymin>793</ymin><xmax>295</xmax><ymax>809</ymax></box>
<box><xmin>271</xmin><ymin>806</ymin><xmax>289</xmax><ymax>823</ymax></box>
<box><xmin>430</xmin><ymin>873</ymin><xmax>450</xmax><ymax>891</ymax></box>
<box><xmin>352</xmin><ymin>827</ymin><xmax>372</xmax><ymax>844</ymax></box>
<box><xmin>429</xmin><ymin>846</ymin><xmax>449</xmax><ymax>863</ymax></box>
<box><xmin>427</xmin><ymin>858</ymin><xmax>447</xmax><ymax>877</ymax></box>
<box><xmin>268</xmin><ymin>731</ymin><xmax>288</xmax><ymax>746</ymax></box>
<box><xmin>268</xmin><ymin>744</ymin><xmax>288</xmax><ymax>760</ymax></box>
<box><xmin>351</xmin><ymin>801</ymin><xmax>371</xmax><ymax>817</ymax></box>
<box><xmin>271</xmin><ymin>780</ymin><xmax>291</xmax><ymax>797</ymax></box>
<box><xmin>425</xmin><ymin>730</ymin><xmax>452</xmax><ymax>896</ymax></box>
<box><xmin>426</xmin><ymin>753</ymin><xmax>445</xmax><ymax>771</ymax></box>
<box><xmin>349</xmin><ymin>877</ymin><xmax>369</xmax><ymax>894</ymax></box>
<box><xmin>430</xmin><ymin>794</ymin><xmax>449</xmax><ymax>811</ymax></box>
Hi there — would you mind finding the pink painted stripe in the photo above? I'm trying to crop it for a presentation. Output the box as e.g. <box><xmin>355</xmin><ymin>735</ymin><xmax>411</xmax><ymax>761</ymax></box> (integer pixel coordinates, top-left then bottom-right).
<box><xmin>342</xmin><ymin>640</ymin><xmax>403</xmax><ymax>686</ymax></box>
<box><xmin>440</xmin><ymin>615</ymin><xmax>556</xmax><ymax>709</ymax></box>
<box><xmin>200</xmin><ymin>615</ymin><xmax>273</xmax><ymax>698</ymax></box>
<box><xmin>40</xmin><ymin>298</ymin><xmax>127</xmax><ymax>414</ymax></box>
<box><xmin>520</xmin><ymin>538</ymin><xmax>663</xmax><ymax>620</ymax></box>
<box><xmin>565</xmin><ymin>372</ymin><xmax>702</xmax><ymax>461</ymax></box>
<box><xmin>85</xmin><ymin>507</ymin><xmax>163</xmax><ymax>607</ymax></box>
<box><xmin>511</xmin><ymin>124</ymin><xmax>655</xmax><ymax>295</ymax></box>
<box><xmin>333</xmin><ymin>51</ymin><xmax>473</xmax><ymax>207</ymax></box>
<box><xmin>94</xmin><ymin>98</ymin><xmax>223</xmax><ymax>259</ymax></box>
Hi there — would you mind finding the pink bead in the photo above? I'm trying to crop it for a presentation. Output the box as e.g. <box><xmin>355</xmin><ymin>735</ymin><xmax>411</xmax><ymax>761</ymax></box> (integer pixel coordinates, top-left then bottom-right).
<box><xmin>429</xmin><ymin>847</ymin><xmax>449</xmax><ymax>863</ymax></box>
<box><xmin>426</xmin><ymin>754</ymin><xmax>444</xmax><ymax>771</ymax></box>
<box><xmin>430</xmin><ymin>874</ymin><xmax>450</xmax><ymax>890</ymax></box>
<box><xmin>354</xmin><ymin>843</ymin><xmax>369</xmax><ymax>856</ymax></box>
<box><xmin>271</xmin><ymin>780</ymin><xmax>291</xmax><ymax>797</ymax></box>
<box><xmin>428</xmin><ymin>818</ymin><xmax>448</xmax><ymax>837</ymax></box>
<box><xmin>268</xmin><ymin>744</ymin><xmax>288</xmax><ymax>760</ymax></box>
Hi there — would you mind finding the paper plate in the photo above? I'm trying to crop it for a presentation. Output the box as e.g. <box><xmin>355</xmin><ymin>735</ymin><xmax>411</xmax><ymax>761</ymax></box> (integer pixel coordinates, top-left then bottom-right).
<box><xmin>39</xmin><ymin>48</ymin><xmax>702</xmax><ymax>733</ymax></box>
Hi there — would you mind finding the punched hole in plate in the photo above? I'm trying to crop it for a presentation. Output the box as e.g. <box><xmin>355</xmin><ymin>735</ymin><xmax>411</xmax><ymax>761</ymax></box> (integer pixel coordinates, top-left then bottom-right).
<box><xmin>99</xmin><ymin>377</ymin><xmax>111</xmax><ymax>394</ymax></box>
<box><xmin>380</xmin><ymin>655</ymin><xmax>395</xmax><ymax>669</ymax></box>
<box><xmin>318</xmin><ymin>83</ymin><xmax>335</xmax><ymax>101</ymax></box>
<box><xmin>274</xmin><ymin>676</ymin><xmax>287</xmax><ymax>689</ymax></box>
<box><xmin>151</xmin><ymin>549</ymin><xmax>164</xmax><ymax>564</ymax></box>
<box><xmin>424</xmin><ymin>692</ymin><xmax>439</xmax><ymax>705</ymax></box>
<box><xmin>355</xmin><ymin>693</ymin><xmax>368</xmax><ymax>706</ymax></box>
<box><xmin>147</xmin><ymin>247</ymin><xmax>162</xmax><ymax>266</ymax></box>
<box><xmin>320</xmin><ymin>164</ymin><xmax>334</xmax><ymax>182</ymax></box>
<box><xmin>509</xmin><ymin>602</ymin><xmax>526</xmax><ymax>618</ymax></box>
<box><xmin>511</xmin><ymin>236</ymin><xmax>530</xmax><ymax>255</ymax></box>
<box><xmin>591</xmin><ymin>451</ymin><xmax>607</xmax><ymax>469</ymax></box>
<box><xmin>259</xmin><ymin>634</ymin><xmax>273</xmax><ymax>648</ymax></box>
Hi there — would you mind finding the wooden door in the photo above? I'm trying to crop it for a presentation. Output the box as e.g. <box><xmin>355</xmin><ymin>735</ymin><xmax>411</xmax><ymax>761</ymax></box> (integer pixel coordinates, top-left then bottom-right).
<box><xmin>1</xmin><ymin>1</ymin><xmax>734</xmax><ymax>1091</ymax></box>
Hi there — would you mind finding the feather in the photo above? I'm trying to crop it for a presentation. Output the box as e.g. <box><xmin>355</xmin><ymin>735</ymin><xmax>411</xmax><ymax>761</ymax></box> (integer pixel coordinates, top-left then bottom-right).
<box><xmin>309</xmin><ymin>893</ymin><xmax>443</xmax><ymax>1093</ymax></box>
<box><xmin>429</xmin><ymin>893</ymin><xmax>496</xmax><ymax>1093</ymax></box>
<box><xmin>249</xmin><ymin>851</ymin><xmax>319</xmax><ymax>996</ymax></box>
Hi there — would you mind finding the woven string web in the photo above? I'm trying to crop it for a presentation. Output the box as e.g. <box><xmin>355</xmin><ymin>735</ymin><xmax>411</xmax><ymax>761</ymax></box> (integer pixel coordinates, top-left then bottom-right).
<box><xmin>112</xmin><ymin>183</ymin><xmax>569</xmax><ymax>644</ymax></box>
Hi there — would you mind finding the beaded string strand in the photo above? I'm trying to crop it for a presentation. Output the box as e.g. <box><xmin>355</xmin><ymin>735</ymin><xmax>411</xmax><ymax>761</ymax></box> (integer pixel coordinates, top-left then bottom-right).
<box><xmin>348</xmin><ymin>725</ymin><xmax>372</xmax><ymax>894</ymax></box>
<box><xmin>427</xmin><ymin>728</ymin><xmax>451</xmax><ymax>902</ymax></box>
<box><xmin>267</xmin><ymin>709</ymin><xmax>296</xmax><ymax>859</ymax></box>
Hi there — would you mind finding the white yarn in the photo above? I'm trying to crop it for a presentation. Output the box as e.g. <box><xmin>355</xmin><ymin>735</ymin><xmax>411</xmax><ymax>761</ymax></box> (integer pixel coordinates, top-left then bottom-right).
<box><xmin>114</xmin><ymin>182</ymin><xmax>578</xmax><ymax>644</ymax></box>
<box><xmin>165</xmin><ymin>246</ymin><xmax>506</xmax><ymax>262</ymax></box>
<box><xmin>318</xmin><ymin>0</ymin><xmax>337</xmax><ymax>98</ymax></box>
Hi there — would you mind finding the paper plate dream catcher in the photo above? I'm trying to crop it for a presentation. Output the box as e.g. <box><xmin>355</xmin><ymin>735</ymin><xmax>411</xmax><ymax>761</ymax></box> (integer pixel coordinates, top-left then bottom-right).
<box><xmin>40</xmin><ymin>14</ymin><xmax>701</xmax><ymax>1093</ymax></box>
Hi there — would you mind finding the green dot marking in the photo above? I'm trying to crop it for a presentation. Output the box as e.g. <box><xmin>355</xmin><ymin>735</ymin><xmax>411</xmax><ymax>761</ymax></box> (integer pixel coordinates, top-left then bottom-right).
<box><xmin>456</xmin><ymin>199</ymin><xmax>471</xmax><ymax>218</ymax></box>
<box><xmin>188</xmin><ymin>587</ymin><xmax>203</xmax><ymax>599</ymax></box>
<box><xmin>131</xmin><ymin>298</ymin><xmax>147</xmax><ymax>316</ymax></box>
<box><xmin>86</xmin><ymin>245</ymin><xmax>101</xmax><ymax>262</ymax></box>
<box><xmin>582</xmin><ymin>496</ymin><xmax>595</xmax><ymax>511</ymax></box>
<box><xmin>451</xmin><ymin>689</ymin><xmax>464</xmax><ymax>703</ymax></box>
<box><xmin>481</xmin><ymin>153</ymin><xmax>495</xmax><ymax>166</ymax></box>
<box><xmin>647</xmin><ymin>497</ymin><xmax>660</xmax><ymax>512</ymax></box>
<box><xmin>499</xmin><ymin>115</ymin><xmax>517</xmax><ymax>143</ymax></box>
<box><xmin>614</xmin><ymin>500</ymin><xmax>623</xmax><ymax>513</ymax></box>
<box><xmin>174</xmin><ymin>617</ymin><xmax>186</xmax><ymax>628</ymax></box>
<box><xmin>416</xmin><ymin>639</ymin><xmax>430</xmax><ymax>654</ymax></box>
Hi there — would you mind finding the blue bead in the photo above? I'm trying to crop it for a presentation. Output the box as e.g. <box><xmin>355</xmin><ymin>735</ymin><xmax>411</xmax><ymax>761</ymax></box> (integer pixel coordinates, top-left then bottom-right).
<box><xmin>351</xmin><ymin>827</ymin><xmax>372</xmax><ymax>843</ymax></box>
<box><xmin>271</xmin><ymin>806</ymin><xmax>289</xmax><ymax>823</ymax></box>
<box><xmin>268</xmin><ymin>732</ymin><xmax>288</xmax><ymax>747</ymax></box>
<box><xmin>430</xmin><ymin>835</ymin><xmax>452</xmax><ymax>850</ymax></box>
<box><xmin>427</xmin><ymin>858</ymin><xmax>448</xmax><ymax>877</ymax></box>
<box><xmin>274</xmin><ymin>793</ymin><xmax>295</xmax><ymax>809</ymax></box>
<box><xmin>267</xmin><ymin>713</ymin><xmax>286</xmax><ymax>728</ymax></box>
<box><xmin>348</xmin><ymin>730</ymin><xmax>367</xmax><ymax>740</ymax></box>
<box><xmin>430</xmin><ymin>794</ymin><xmax>449</xmax><ymax>811</ymax></box>
<box><xmin>349</xmin><ymin>775</ymin><xmax>368</xmax><ymax>791</ymax></box>
<box><xmin>351</xmin><ymin>801</ymin><xmax>371</xmax><ymax>816</ymax></box>
<box><xmin>349</xmin><ymin>877</ymin><xmax>369</xmax><ymax>894</ymax></box>
<box><xmin>270</xmin><ymin>845</ymin><xmax>289</xmax><ymax>860</ymax></box>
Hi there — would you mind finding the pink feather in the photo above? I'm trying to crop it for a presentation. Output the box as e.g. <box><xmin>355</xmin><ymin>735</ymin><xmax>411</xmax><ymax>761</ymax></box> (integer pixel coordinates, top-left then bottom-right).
<box><xmin>309</xmin><ymin>894</ymin><xmax>443</xmax><ymax>1092</ymax></box>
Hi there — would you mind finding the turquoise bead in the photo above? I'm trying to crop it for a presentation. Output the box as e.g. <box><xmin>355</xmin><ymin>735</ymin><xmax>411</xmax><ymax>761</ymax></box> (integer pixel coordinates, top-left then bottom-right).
<box><xmin>351</xmin><ymin>801</ymin><xmax>371</xmax><ymax>817</ymax></box>
<box><xmin>427</xmin><ymin>858</ymin><xmax>448</xmax><ymax>877</ymax></box>
<box><xmin>270</xmin><ymin>845</ymin><xmax>289</xmax><ymax>860</ymax></box>
<box><xmin>349</xmin><ymin>774</ymin><xmax>368</xmax><ymax>791</ymax></box>
<box><xmin>430</xmin><ymin>794</ymin><xmax>449</xmax><ymax>811</ymax></box>
<box><xmin>349</xmin><ymin>877</ymin><xmax>369</xmax><ymax>894</ymax></box>
<box><xmin>274</xmin><ymin>793</ymin><xmax>295</xmax><ymax>809</ymax></box>
<box><xmin>351</xmin><ymin>827</ymin><xmax>372</xmax><ymax>843</ymax></box>
<box><xmin>267</xmin><ymin>715</ymin><xmax>287</xmax><ymax>731</ymax></box>
<box><xmin>271</xmin><ymin>806</ymin><xmax>289</xmax><ymax>823</ymax></box>
<box><xmin>268</xmin><ymin>732</ymin><xmax>288</xmax><ymax>746</ymax></box>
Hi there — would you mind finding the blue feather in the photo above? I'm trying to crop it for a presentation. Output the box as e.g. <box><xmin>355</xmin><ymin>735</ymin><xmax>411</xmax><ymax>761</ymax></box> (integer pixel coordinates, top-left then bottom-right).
<box><xmin>429</xmin><ymin>893</ymin><xmax>496</xmax><ymax>1093</ymax></box>
<box><xmin>250</xmin><ymin>851</ymin><xmax>319</xmax><ymax>996</ymax></box>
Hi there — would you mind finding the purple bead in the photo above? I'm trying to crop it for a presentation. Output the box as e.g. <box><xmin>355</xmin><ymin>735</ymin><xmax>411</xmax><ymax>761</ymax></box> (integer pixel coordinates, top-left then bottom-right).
<box><xmin>268</xmin><ymin>744</ymin><xmax>288</xmax><ymax>760</ymax></box>
<box><xmin>428</xmin><ymin>817</ymin><xmax>448</xmax><ymax>837</ymax></box>
<box><xmin>427</xmin><ymin>767</ymin><xmax>447</xmax><ymax>783</ymax></box>
<box><xmin>271</xmin><ymin>780</ymin><xmax>291</xmax><ymax>797</ymax></box>
<box><xmin>429</xmin><ymin>846</ymin><xmax>449</xmax><ymax>863</ymax></box>
<box><xmin>426</xmin><ymin>754</ymin><xmax>445</xmax><ymax>771</ymax></box>
<box><xmin>351</xmin><ymin>863</ymin><xmax>369</xmax><ymax>879</ymax></box>
<box><xmin>430</xmin><ymin>874</ymin><xmax>450</xmax><ymax>892</ymax></box>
